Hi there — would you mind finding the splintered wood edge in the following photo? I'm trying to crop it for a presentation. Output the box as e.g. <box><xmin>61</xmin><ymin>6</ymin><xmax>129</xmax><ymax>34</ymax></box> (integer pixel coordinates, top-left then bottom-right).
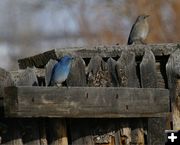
<box><xmin>18</xmin><ymin>43</ymin><xmax>178</xmax><ymax>69</ymax></box>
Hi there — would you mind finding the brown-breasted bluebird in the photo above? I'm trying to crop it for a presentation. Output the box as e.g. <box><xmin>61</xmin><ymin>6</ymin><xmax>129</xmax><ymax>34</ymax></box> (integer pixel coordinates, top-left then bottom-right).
<box><xmin>127</xmin><ymin>15</ymin><xmax>149</xmax><ymax>45</ymax></box>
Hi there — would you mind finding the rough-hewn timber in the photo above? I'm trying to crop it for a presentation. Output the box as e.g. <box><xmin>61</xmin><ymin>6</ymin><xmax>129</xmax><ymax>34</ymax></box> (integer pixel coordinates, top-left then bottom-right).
<box><xmin>4</xmin><ymin>87</ymin><xmax>169</xmax><ymax>118</ymax></box>
<box><xmin>18</xmin><ymin>43</ymin><xmax>178</xmax><ymax>69</ymax></box>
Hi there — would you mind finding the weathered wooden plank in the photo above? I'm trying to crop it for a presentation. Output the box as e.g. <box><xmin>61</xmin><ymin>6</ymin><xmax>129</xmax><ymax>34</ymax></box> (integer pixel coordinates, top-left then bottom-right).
<box><xmin>87</xmin><ymin>55</ymin><xmax>111</xmax><ymax>87</ymax></box>
<box><xmin>166</xmin><ymin>48</ymin><xmax>180</xmax><ymax>130</ymax></box>
<box><xmin>15</xmin><ymin>68</ymin><xmax>42</xmax><ymax>145</ymax></box>
<box><xmin>140</xmin><ymin>49</ymin><xmax>157</xmax><ymax>88</ymax></box>
<box><xmin>0</xmin><ymin>68</ymin><xmax>23</xmax><ymax>145</ymax></box>
<box><xmin>116</xmin><ymin>49</ymin><xmax>143</xmax><ymax>145</ymax></box>
<box><xmin>18</xmin><ymin>49</ymin><xmax>57</xmax><ymax>69</ymax></box>
<box><xmin>66</xmin><ymin>58</ymin><xmax>91</xmax><ymax>145</ymax></box>
<box><xmin>16</xmin><ymin>67</ymin><xmax>38</xmax><ymax>86</ymax></box>
<box><xmin>0</xmin><ymin>68</ymin><xmax>14</xmax><ymax>99</ymax></box>
<box><xmin>45</xmin><ymin>59</ymin><xmax>57</xmax><ymax>86</ymax></box>
<box><xmin>18</xmin><ymin>43</ymin><xmax>178</xmax><ymax>69</ymax></box>
<box><xmin>4</xmin><ymin>87</ymin><xmax>169</xmax><ymax>118</ymax></box>
<box><xmin>140</xmin><ymin>49</ymin><xmax>167</xmax><ymax>145</ymax></box>
<box><xmin>107</xmin><ymin>57</ymin><xmax>119</xmax><ymax>87</ymax></box>
<box><xmin>66</xmin><ymin>57</ymin><xmax>87</xmax><ymax>86</ymax></box>
<box><xmin>116</xmin><ymin>49</ymin><xmax>139</xmax><ymax>87</ymax></box>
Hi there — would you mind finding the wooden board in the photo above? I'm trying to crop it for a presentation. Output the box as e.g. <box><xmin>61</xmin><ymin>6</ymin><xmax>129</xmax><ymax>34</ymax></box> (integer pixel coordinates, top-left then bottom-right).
<box><xmin>140</xmin><ymin>49</ymin><xmax>167</xmax><ymax>145</ymax></box>
<box><xmin>166</xmin><ymin>48</ymin><xmax>180</xmax><ymax>130</ymax></box>
<box><xmin>4</xmin><ymin>87</ymin><xmax>169</xmax><ymax>118</ymax></box>
<box><xmin>18</xmin><ymin>43</ymin><xmax>178</xmax><ymax>69</ymax></box>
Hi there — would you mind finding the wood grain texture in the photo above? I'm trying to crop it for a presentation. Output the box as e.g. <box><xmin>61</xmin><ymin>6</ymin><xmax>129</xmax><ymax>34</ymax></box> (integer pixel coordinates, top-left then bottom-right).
<box><xmin>87</xmin><ymin>55</ymin><xmax>111</xmax><ymax>87</ymax></box>
<box><xmin>166</xmin><ymin>48</ymin><xmax>180</xmax><ymax>130</ymax></box>
<box><xmin>66</xmin><ymin>57</ymin><xmax>87</xmax><ymax>86</ymax></box>
<box><xmin>16</xmin><ymin>67</ymin><xmax>38</xmax><ymax>86</ymax></box>
<box><xmin>140</xmin><ymin>49</ymin><xmax>157</xmax><ymax>88</ymax></box>
<box><xmin>18</xmin><ymin>43</ymin><xmax>178</xmax><ymax>69</ymax></box>
<box><xmin>107</xmin><ymin>57</ymin><xmax>119</xmax><ymax>87</ymax></box>
<box><xmin>45</xmin><ymin>59</ymin><xmax>58</xmax><ymax>86</ymax></box>
<box><xmin>0</xmin><ymin>68</ymin><xmax>22</xmax><ymax>145</ymax></box>
<box><xmin>4</xmin><ymin>87</ymin><xmax>169</xmax><ymax>118</ymax></box>
<box><xmin>140</xmin><ymin>49</ymin><xmax>167</xmax><ymax>145</ymax></box>
<box><xmin>116</xmin><ymin>49</ymin><xmax>139</xmax><ymax>87</ymax></box>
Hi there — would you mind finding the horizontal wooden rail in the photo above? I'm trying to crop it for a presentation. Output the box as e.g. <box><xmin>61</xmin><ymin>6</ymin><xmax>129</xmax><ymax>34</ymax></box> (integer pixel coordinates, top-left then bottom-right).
<box><xmin>18</xmin><ymin>43</ymin><xmax>178</xmax><ymax>69</ymax></box>
<box><xmin>4</xmin><ymin>86</ymin><xmax>169</xmax><ymax>118</ymax></box>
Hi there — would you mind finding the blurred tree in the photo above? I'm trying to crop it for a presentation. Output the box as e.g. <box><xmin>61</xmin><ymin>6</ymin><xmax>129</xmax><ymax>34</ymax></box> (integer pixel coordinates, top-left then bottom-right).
<box><xmin>0</xmin><ymin>0</ymin><xmax>179</xmax><ymax>70</ymax></box>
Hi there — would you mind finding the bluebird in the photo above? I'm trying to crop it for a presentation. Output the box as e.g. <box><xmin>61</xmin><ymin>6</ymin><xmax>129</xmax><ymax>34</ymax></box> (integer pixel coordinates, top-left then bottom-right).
<box><xmin>127</xmin><ymin>15</ymin><xmax>149</xmax><ymax>45</ymax></box>
<box><xmin>49</xmin><ymin>55</ymin><xmax>73</xmax><ymax>86</ymax></box>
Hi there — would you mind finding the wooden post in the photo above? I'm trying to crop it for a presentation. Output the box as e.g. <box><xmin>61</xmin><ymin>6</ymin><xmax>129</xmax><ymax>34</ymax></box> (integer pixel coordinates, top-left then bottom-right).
<box><xmin>116</xmin><ymin>49</ymin><xmax>145</xmax><ymax>145</ymax></box>
<box><xmin>166</xmin><ymin>47</ymin><xmax>180</xmax><ymax>130</ymax></box>
<box><xmin>0</xmin><ymin>68</ymin><xmax>23</xmax><ymax>145</ymax></box>
<box><xmin>140</xmin><ymin>49</ymin><xmax>167</xmax><ymax>145</ymax></box>
<box><xmin>17</xmin><ymin>68</ymin><xmax>42</xmax><ymax>145</ymax></box>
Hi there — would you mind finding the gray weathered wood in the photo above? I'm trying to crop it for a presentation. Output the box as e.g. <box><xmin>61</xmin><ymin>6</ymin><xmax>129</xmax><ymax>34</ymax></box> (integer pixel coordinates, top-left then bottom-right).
<box><xmin>116</xmin><ymin>49</ymin><xmax>144</xmax><ymax>145</ymax></box>
<box><xmin>45</xmin><ymin>59</ymin><xmax>57</xmax><ymax>86</ymax></box>
<box><xmin>0</xmin><ymin>68</ymin><xmax>23</xmax><ymax>145</ymax></box>
<box><xmin>87</xmin><ymin>55</ymin><xmax>111</xmax><ymax>87</ymax></box>
<box><xmin>18</xmin><ymin>43</ymin><xmax>178</xmax><ymax>69</ymax></box>
<box><xmin>0</xmin><ymin>68</ymin><xmax>14</xmax><ymax>98</ymax></box>
<box><xmin>16</xmin><ymin>68</ymin><xmax>42</xmax><ymax>145</ymax></box>
<box><xmin>66</xmin><ymin>57</ymin><xmax>87</xmax><ymax>86</ymax></box>
<box><xmin>140</xmin><ymin>50</ymin><xmax>166</xmax><ymax>145</ymax></box>
<box><xmin>107</xmin><ymin>57</ymin><xmax>119</xmax><ymax>87</ymax></box>
<box><xmin>18</xmin><ymin>49</ymin><xmax>57</xmax><ymax>69</ymax></box>
<box><xmin>166</xmin><ymin>48</ymin><xmax>180</xmax><ymax>130</ymax></box>
<box><xmin>4</xmin><ymin>87</ymin><xmax>169</xmax><ymax>118</ymax></box>
<box><xmin>140</xmin><ymin>49</ymin><xmax>157</xmax><ymax>88</ymax></box>
<box><xmin>116</xmin><ymin>49</ymin><xmax>139</xmax><ymax>87</ymax></box>
<box><xmin>16</xmin><ymin>67</ymin><xmax>38</xmax><ymax>86</ymax></box>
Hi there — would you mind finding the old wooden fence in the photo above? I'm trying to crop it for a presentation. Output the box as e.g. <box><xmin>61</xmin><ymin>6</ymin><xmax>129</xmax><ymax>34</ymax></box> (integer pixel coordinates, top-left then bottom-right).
<box><xmin>0</xmin><ymin>43</ymin><xmax>180</xmax><ymax>145</ymax></box>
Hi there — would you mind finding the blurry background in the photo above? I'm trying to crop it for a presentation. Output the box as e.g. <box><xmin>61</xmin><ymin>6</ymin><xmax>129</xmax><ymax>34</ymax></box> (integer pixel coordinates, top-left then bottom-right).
<box><xmin>0</xmin><ymin>0</ymin><xmax>180</xmax><ymax>70</ymax></box>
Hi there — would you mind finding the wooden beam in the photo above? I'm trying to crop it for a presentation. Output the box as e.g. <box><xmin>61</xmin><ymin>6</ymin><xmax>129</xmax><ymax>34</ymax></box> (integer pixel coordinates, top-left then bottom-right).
<box><xmin>4</xmin><ymin>87</ymin><xmax>169</xmax><ymax>118</ymax></box>
<box><xmin>18</xmin><ymin>43</ymin><xmax>178</xmax><ymax>69</ymax></box>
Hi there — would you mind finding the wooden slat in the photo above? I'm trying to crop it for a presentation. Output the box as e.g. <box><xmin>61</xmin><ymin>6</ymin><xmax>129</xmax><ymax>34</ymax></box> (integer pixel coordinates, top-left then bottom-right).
<box><xmin>116</xmin><ymin>49</ymin><xmax>143</xmax><ymax>145</ymax></box>
<box><xmin>116</xmin><ymin>49</ymin><xmax>139</xmax><ymax>87</ymax></box>
<box><xmin>140</xmin><ymin>49</ymin><xmax>167</xmax><ymax>145</ymax></box>
<box><xmin>18</xmin><ymin>43</ymin><xmax>178</xmax><ymax>69</ymax></box>
<box><xmin>4</xmin><ymin>87</ymin><xmax>169</xmax><ymax>118</ymax></box>
<box><xmin>66</xmin><ymin>57</ymin><xmax>87</xmax><ymax>86</ymax></box>
<box><xmin>166</xmin><ymin>48</ymin><xmax>180</xmax><ymax>130</ymax></box>
<box><xmin>87</xmin><ymin>55</ymin><xmax>111</xmax><ymax>87</ymax></box>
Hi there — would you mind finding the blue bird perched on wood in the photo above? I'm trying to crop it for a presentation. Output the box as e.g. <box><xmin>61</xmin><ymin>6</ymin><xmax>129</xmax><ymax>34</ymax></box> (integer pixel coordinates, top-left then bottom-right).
<box><xmin>127</xmin><ymin>15</ymin><xmax>149</xmax><ymax>45</ymax></box>
<box><xmin>48</xmin><ymin>55</ymin><xmax>73</xmax><ymax>86</ymax></box>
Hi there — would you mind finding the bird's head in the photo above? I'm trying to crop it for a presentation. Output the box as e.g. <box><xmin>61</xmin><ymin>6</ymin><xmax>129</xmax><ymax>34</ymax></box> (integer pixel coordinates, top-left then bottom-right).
<box><xmin>137</xmin><ymin>14</ymin><xmax>150</xmax><ymax>21</ymax></box>
<box><xmin>59</xmin><ymin>55</ymin><xmax>73</xmax><ymax>64</ymax></box>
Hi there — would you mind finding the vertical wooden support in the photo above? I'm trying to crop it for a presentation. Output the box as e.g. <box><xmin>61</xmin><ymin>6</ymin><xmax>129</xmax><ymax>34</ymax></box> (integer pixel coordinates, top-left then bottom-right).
<box><xmin>140</xmin><ymin>49</ymin><xmax>166</xmax><ymax>145</ymax></box>
<box><xmin>166</xmin><ymin>48</ymin><xmax>180</xmax><ymax>130</ymax></box>
<box><xmin>47</xmin><ymin>119</ymin><xmax>68</xmax><ymax>145</ymax></box>
<box><xmin>17</xmin><ymin>68</ymin><xmax>42</xmax><ymax>145</ymax></box>
<box><xmin>0</xmin><ymin>68</ymin><xmax>23</xmax><ymax>145</ymax></box>
<box><xmin>45</xmin><ymin>57</ymin><xmax>71</xmax><ymax>145</ymax></box>
<box><xmin>116</xmin><ymin>49</ymin><xmax>144</xmax><ymax>145</ymax></box>
<box><xmin>69</xmin><ymin>57</ymin><xmax>93</xmax><ymax>145</ymax></box>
